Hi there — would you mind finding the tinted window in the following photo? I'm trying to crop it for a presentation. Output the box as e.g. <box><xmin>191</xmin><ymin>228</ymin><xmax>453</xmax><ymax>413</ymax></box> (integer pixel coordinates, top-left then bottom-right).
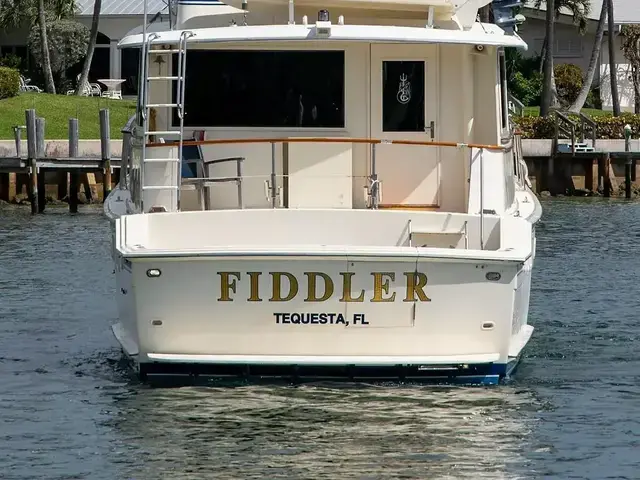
<box><xmin>382</xmin><ymin>60</ymin><xmax>425</xmax><ymax>132</ymax></box>
<box><xmin>173</xmin><ymin>50</ymin><xmax>345</xmax><ymax>128</ymax></box>
<box><xmin>121</xmin><ymin>47</ymin><xmax>140</xmax><ymax>96</ymax></box>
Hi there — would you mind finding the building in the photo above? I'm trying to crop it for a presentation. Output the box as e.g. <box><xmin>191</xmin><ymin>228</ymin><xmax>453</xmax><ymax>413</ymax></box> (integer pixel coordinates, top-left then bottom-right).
<box><xmin>518</xmin><ymin>0</ymin><xmax>640</xmax><ymax>111</ymax></box>
<box><xmin>0</xmin><ymin>0</ymin><xmax>638</xmax><ymax>109</ymax></box>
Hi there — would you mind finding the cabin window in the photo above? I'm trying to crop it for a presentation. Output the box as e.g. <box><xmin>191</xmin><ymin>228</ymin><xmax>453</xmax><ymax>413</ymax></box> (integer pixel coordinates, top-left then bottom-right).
<box><xmin>382</xmin><ymin>60</ymin><xmax>425</xmax><ymax>132</ymax></box>
<box><xmin>173</xmin><ymin>50</ymin><xmax>345</xmax><ymax>128</ymax></box>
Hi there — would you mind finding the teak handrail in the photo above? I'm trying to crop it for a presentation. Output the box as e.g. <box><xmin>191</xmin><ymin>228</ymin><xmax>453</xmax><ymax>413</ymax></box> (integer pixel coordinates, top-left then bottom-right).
<box><xmin>145</xmin><ymin>136</ymin><xmax>507</xmax><ymax>150</ymax></box>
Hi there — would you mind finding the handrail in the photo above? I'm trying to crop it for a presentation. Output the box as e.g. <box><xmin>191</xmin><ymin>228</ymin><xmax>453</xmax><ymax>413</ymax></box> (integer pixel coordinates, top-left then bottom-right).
<box><xmin>553</xmin><ymin>110</ymin><xmax>597</xmax><ymax>153</ymax></box>
<box><xmin>145</xmin><ymin>137</ymin><xmax>508</xmax><ymax>151</ymax></box>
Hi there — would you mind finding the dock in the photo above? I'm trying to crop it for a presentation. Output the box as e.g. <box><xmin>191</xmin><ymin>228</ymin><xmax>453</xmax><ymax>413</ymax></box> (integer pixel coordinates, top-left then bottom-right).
<box><xmin>521</xmin><ymin>140</ymin><xmax>640</xmax><ymax>198</ymax></box>
<box><xmin>519</xmin><ymin>110</ymin><xmax>640</xmax><ymax>198</ymax></box>
<box><xmin>0</xmin><ymin>109</ymin><xmax>123</xmax><ymax>213</ymax></box>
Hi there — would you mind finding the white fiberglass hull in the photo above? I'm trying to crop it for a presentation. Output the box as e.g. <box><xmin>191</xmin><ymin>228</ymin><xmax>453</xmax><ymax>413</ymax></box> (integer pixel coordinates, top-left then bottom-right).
<box><xmin>111</xmin><ymin>246</ymin><xmax>534</xmax><ymax>385</ymax></box>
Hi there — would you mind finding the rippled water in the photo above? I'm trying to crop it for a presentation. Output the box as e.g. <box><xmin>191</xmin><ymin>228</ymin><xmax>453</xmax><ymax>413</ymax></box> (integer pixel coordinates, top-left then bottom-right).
<box><xmin>1</xmin><ymin>199</ymin><xmax>639</xmax><ymax>479</ymax></box>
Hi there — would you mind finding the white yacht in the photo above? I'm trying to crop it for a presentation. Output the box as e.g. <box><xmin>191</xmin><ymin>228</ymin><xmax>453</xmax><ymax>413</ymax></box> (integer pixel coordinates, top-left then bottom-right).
<box><xmin>105</xmin><ymin>0</ymin><xmax>542</xmax><ymax>384</ymax></box>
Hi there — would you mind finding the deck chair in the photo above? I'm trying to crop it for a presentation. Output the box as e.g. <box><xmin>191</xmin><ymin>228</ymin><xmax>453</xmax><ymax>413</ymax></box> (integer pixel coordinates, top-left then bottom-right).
<box><xmin>19</xmin><ymin>76</ymin><xmax>42</xmax><ymax>93</ymax></box>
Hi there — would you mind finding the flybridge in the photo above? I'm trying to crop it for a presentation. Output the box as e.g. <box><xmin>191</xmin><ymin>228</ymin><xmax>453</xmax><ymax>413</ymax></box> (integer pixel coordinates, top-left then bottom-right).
<box><xmin>168</xmin><ymin>0</ymin><xmax>521</xmax><ymax>31</ymax></box>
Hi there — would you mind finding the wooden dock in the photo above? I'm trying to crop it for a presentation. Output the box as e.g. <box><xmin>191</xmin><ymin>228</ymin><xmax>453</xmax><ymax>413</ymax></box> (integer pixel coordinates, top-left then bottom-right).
<box><xmin>0</xmin><ymin>109</ymin><xmax>123</xmax><ymax>213</ymax></box>
<box><xmin>523</xmin><ymin>150</ymin><xmax>640</xmax><ymax>198</ymax></box>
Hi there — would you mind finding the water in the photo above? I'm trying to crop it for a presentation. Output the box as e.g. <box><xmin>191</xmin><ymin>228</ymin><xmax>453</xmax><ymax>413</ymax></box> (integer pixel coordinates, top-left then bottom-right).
<box><xmin>0</xmin><ymin>199</ymin><xmax>639</xmax><ymax>479</ymax></box>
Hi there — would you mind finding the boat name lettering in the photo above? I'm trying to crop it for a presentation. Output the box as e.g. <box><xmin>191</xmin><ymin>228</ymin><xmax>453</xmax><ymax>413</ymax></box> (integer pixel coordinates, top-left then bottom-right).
<box><xmin>217</xmin><ymin>271</ymin><xmax>431</xmax><ymax>303</ymax></box>
<box><xmin>274</xmin><ymin>313</ymin><xmax>368</xmax><ymax>325</ymax></box>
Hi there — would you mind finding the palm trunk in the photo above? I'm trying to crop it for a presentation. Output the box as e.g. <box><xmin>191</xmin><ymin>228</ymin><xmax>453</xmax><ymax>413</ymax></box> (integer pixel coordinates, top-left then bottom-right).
<box><xmin>570</xmin><ymin>0</ymin><xmax>607</xmax><ymax>112</ymax></box>
<box><xmin>37</xmin><ymin>0</ymin><xmax>55</xmax><ymax>94</ymax></box>
<box><xmin>633</xmin><ymin>66</ymin><xmax>640</xmax><ymax>114</ymax></box>
<box><xmin>607</xmin><ymin>0</ymin><xmax>621</xmax><ymax>115</ymax></box>
<box><xmin>540</xmin><ymin>0</ymin><xmax>556</xmax><ymax>116</ymax></box>
<box><xmin>76</xmin><ymin>0</ymin><xmax>102</xmax><ymax>96</ymax></box>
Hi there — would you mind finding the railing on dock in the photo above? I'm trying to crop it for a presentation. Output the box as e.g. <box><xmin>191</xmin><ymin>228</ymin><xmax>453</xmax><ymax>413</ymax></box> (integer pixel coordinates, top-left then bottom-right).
<box><xmin>553</xmin><ymin>110</ymin><xmax>597</xmax><ymax>156</ymax></box>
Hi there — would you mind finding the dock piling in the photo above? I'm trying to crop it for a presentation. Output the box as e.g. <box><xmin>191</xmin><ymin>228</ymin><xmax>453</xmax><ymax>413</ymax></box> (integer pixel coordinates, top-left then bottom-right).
<box><xmin>68</xmin><ymin>118</ymin><xmax>79</xmax><ymax>213</ymax></box>
<box><xmin>99</xmin><ymin>109</ymin><xmax>112</xmax><ymax>200</ymax></box>
<box><xmin>13</xmin><ymin>125</ymin><xmax>23</xmax><ymax>158</ymax></box>
<box><xmin>624</xmin><ymin>124</ymin><xmax>632</xmax><ymax>199</ymax></box>
<box><xmin>36</xmin><ymin>117</ymin><xmax>46</xmax><ymax>212</ymax></box>
<box><xmin>603</xmin><ymin>153</ymin><xmax>612</xmax><ymax>198</ymax></box>
<box><xmin>25</xmin><ymin>109</ymin><xmax>39</xmax><ymax>214</ymax></box>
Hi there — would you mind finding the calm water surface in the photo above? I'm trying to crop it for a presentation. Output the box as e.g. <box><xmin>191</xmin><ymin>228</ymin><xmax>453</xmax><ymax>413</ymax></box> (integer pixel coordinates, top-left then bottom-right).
<box><xmin>0</xmin><ymin>199</ymin><xmax>639</xmax><ymax>479</ymax></box>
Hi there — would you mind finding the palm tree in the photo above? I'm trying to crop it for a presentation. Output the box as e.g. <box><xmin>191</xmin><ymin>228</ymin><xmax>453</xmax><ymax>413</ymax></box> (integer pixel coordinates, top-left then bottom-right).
<box><xmin>0</xmin><ymin>0</ymin><xmax>76</xmax><ymax>93</ymax></box>
<box><xmin>37</xmin><ymin>0</ymin><xmax>55</xmax><ymax>93</ymax></box>
<box><xmin>569</xmin><ymin>0</ymin><xmax>607</xmax><ymax>112</ymax></box>
<box><xmin>620</xmin><ymin>25</ymin><xmax>640</xmax><ymax>113</ymax></box>
<box><xmin>535</xmin><ymin>0</ymin><xmax>591</xmax><ymax>115</ymax></box>
<box><xmin>540</xmin><ymin>0</ymin><xmax>556</xmax><ymax>115</ymax></box>
<box><xmin>75</xmin><ymin>0</ymin><xmax>102</xmax><ymax>96</ymax></box>
<box><xmin>606</xmin><ymin>0</ymin><xmax>621</xmax><ymax>115</ymax></box>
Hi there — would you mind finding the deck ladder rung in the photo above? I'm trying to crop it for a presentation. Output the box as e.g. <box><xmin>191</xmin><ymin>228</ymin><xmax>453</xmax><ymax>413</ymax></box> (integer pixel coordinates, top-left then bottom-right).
<box><xmin>142</xmin><ymin>185</ymin><xmax>180</xmax><ymax>191</ymax></box>
<box><xmin>147</xmin><ymin>76</ymin><xmax>181</xmax><ymax>81</ymax></box>
<box><xmin>143</xmin><ymin>158</ymin><xmax>181</xmax><ymax>163</ymax></box>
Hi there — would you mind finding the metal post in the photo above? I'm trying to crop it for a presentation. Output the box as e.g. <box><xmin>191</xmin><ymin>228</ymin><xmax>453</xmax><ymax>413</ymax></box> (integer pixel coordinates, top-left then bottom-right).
<box><xmin>237</xmin><ymin>157</ymin><xmax>244</xmax><ymax>208</ymax></box>
<box><xmin>270</xmin><ymin>142</ymin><xmax>277</xmax><ymax>208</ymax></box>
<box><xmin>479</xmin><ymin>148</ymin><xmax>484</xmax><ymax>250</ymax></box>
<box><xmin>121</xmin><ymin>131</ymin><xmax>131</xmax><ymax>189</ymax></box>
<box><xmin>371</xmin><ymin>143</ymin><xmax>378</xmax><ymax>209</ymax></box>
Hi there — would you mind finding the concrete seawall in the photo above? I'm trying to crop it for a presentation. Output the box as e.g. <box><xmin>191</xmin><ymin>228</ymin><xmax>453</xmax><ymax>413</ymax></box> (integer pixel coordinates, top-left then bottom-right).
<box><xmin>0</xmin><ymin>140</ymin><xmax>123</xmax><ymax>158</ymax></box>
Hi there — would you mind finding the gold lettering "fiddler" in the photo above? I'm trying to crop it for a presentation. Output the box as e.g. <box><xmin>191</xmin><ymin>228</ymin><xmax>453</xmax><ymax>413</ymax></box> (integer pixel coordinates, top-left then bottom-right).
<box><xmin>217</xmin><ymin>271</ymin><xmax>431</xmax><ymax>303</ymax></box>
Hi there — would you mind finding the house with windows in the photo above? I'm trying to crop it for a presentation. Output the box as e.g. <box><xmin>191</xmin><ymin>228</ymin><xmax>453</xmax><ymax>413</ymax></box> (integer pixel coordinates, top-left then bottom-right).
<box><xmin>518</xmin><ymin>0</ymin><xmax>640</xmax><ymax>111</ymax></box>
<box><xmin>1</xmin><ymin>0</ymin><xmax>637</xmax><ymax>108</ymax></box>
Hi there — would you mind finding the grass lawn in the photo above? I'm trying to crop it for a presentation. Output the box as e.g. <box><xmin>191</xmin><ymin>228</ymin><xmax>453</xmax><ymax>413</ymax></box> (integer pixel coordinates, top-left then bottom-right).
<box><xmin>522</xmin><ymin>106</ymin><xmax>610</xmax><ymax>117</ymax></box>
<box><xmin>0</xmin><ymin>93</ymin><xmax>137</xmax><ymax>140</ymax></box>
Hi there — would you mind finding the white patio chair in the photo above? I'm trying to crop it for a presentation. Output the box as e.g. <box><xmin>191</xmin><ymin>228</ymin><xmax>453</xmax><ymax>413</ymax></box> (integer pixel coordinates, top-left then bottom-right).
<box><xmin>19</xmin><ymin>76</ymin><xmax>42</xmax><ymax>93</ymax></box>
<box><xmin>66</xmin><ymin>74</ymin><xmax>102</xmax><ymax>96</ymax></box>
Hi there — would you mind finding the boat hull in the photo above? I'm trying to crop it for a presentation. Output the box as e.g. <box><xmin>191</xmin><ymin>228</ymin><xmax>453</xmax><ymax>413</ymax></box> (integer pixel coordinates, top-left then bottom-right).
<box><xmin>111</xmin><ymin>252</ymin><xmax>534</xmax><ymax>385</ymax></box>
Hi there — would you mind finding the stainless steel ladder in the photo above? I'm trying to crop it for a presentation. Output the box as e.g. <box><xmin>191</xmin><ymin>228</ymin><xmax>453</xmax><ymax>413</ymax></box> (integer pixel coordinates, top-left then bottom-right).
<box><xmin>138</xmin><ymin>30</ymin><xmax>194</xmax><ymax>212</ymax></box>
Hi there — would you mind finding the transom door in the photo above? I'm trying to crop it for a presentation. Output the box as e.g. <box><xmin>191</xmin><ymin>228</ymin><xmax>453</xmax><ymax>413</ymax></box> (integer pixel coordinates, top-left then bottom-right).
<box><xmin>370</xmin><ymin>45</ymin><xmax>440</xmax><ymax>208</ymax></box>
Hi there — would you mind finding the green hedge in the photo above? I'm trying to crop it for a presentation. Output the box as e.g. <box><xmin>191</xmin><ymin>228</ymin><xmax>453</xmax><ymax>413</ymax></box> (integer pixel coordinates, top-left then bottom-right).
<box><xmin>0</xmin><ymin>67</ymin><xmax>19</xmax><ymax>100</ymax></box>
<box><xmin>513</xmin><ymin>113</ymin><xmax>640</xmax><ymax>139</ymax></box>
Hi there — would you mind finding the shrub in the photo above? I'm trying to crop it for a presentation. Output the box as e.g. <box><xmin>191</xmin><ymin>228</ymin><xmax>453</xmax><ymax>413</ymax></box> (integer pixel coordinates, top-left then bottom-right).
<box><xmin>0</xmin><ymin>66</ymin><xmax>20</xmax><ymax>99</ymax></box>
<box><xmin>512</xmin><ymin>112</ymin><xmax>640</xmax><ymax>139</ymax></box>
<box><xmin>0</xmin><ymin>53</ymin><xmax>22</xmax><ymax>71</ymax></box>
<box><xmin>511</xmin><ymin>71</ymin><xmax>543</xmax><ymax>107</ymax></box>
<box><xmin>554</xmin><ymin>63</ymin><xmax>583</xmax><ymax>106</ymax></box>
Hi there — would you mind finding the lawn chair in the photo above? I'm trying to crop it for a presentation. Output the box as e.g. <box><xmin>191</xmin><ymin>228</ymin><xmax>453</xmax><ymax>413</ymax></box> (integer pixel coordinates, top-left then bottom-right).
<box><xmin>66</xmin><ymin>74</ymin><xmax>102</xmax><ymax>96</ymax></box>
<box><xmin>19</xmin><ymin>76</ymin><xmax>42</xmax><ymax>93</ymax></box>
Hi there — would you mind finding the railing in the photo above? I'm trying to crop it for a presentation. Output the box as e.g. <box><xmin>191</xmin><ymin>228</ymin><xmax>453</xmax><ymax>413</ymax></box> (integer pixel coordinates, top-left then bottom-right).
<box><xmin>553</xmin><ymin>110</ymin><xmax>597</xmax><ymax>155</ymax></box>
<box><xmin>139</xmin><ymin>136</ymin><xmax>511</xmax><ymax>249</ymax></box>
<box><xmin>507</xmin><ymin>93</ymin><xmax>525</xmax><ymax>117</ymax></box>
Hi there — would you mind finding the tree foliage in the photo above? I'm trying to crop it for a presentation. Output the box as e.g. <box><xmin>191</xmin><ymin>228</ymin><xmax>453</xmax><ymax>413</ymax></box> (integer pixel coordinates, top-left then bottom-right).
<box><xmin>28</xmin><ymin>19</ymin><xmax>88</xmax><ymax>75</ymax></box>
<box><xmin>0</xmin><ymin>0</ymin><xmax>75</xmax><ymax>28</ymax></box>
<box><xmin>620</xmin><ymin>24</ymin><xmax>640</xmax><ymax>113</ymax></box>
<box><xmin>554</xmin><ymin>63</ymin><xmax>583</xmax><ymax>105</ymax></box>
<box><xmin>532</xmin><ymin>0</ymin><xmax>591</xmax><ymax>33</ymax></box>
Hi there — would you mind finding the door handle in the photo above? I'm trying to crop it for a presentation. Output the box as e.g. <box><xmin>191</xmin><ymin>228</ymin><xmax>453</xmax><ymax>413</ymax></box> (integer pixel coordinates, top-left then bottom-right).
<box><xmin>424</xmin><ymin>121</ymin><xmax>435</xmax><ymax>141</ymax></box>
